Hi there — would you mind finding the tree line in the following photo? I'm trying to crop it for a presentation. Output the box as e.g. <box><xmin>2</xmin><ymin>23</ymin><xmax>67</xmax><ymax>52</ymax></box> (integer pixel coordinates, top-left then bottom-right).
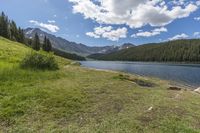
<box><xmin>31</xmin><ymin>33</ymin><xmax>52</xmax><ymax>52</ymax></box>
<box><xmin>88</xmin><ymin>39</ymin><xmax>200</xmax><ymax>62</ymax></box>
<box><xmin>0</xmin><ymin>12</ymin><xmax>52</xmax><ymax>52</ymax></box>
<box><xmin>0</xmin><ymin>12</ymin><xmax>25</xmax><ymax>43</ymax></box>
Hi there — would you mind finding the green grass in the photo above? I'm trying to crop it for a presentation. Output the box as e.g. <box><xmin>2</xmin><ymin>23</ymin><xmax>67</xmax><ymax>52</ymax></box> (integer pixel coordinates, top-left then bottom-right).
<box><xmin>0</xmin><ymin>37</ymin><xmax>200</xmax><ymax>133</ymax></box>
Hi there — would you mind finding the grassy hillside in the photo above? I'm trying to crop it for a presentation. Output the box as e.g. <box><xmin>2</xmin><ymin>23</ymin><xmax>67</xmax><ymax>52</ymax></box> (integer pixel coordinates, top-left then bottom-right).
<box><xmin>1</xmin><ymin>37</ymin><xmax>200</xmax><ymax>132</ymax></box>
<box><xmin>88</xmin><ymin>39</ymin><xmax>200</xmax><ymax>62</ymax></box>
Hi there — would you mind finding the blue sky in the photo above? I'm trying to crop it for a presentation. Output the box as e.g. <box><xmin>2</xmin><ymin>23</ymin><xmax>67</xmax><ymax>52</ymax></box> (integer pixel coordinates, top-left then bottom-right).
<box><xmin>0</xmin><ymin>0</ymin><xmax>200</xmax><ymax>46</ymax></box>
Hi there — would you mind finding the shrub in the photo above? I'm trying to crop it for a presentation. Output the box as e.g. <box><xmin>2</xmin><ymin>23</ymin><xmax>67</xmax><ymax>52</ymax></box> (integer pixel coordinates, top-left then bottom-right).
<box><xmin>20</xmin><ymin>51</ymin><xmax>58</xmax><ymax>70</ymax></box>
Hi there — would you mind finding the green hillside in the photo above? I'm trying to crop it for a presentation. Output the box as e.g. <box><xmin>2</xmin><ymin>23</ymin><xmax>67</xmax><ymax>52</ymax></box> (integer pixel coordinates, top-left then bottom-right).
<box><xmin>88</xmin><ymin>39</ymin><xmax>200</xmax><ymax>62</ymax></box>
<box><xmin>0</xmin><ymin>37</ymin><xmax>28</xmax><ymax>65</ymax></box>
<box><xmin>1</xmin><ymin>37</ymin><xmax>200</xmax><ymax>132</ymax></box>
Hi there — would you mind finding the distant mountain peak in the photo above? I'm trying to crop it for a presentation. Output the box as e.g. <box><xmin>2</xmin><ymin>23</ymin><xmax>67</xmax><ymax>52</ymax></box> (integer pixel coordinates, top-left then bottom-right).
<box><xmin>120</xmin><ymin>43</ymin><xmax>135</xmax><ymax>49</ymax></box>
<box><xmin>24</xmin><ymin>28</ymin><xmax>134</xmax><ymax>56</ymax></box>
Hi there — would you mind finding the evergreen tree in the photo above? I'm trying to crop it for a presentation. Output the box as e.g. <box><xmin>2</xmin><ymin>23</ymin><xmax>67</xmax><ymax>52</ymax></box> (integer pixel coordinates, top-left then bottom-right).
<box><xmin>42</xmin><ymin>36</ymin><xmax>52</xmax><ymax>52</ymax></box>
<box><xmin>18</xmin><ymin>27</ymin><xmax>25</xmax><ymax>43</ymax></box>
<box><xmin>0</xmin><ymin>14</ymin><xmax>3</xmax><ymax>36</ymax></box>
<box><xmin>26</xmin><ymin>38</ymin><xmax>32</xmax><ymax>46</ymax></box>
<box><xmin>9</xmin><ymin>20</ymin><xmax>18</xmax><ymax>41</ymax></box>
<box><xmin>42</xmin><ymin>36</ymin><xmax>47</xmax><ymax>51</ymax></box>
<box><xmin>32</xmin><ymin>33</ymin><xmax>40</xmax><ymax>51</ymax></box>
<box><xmin>46</xmin><ymin>38</ymin><xmax>52</xmax><ymax>52</ymax></box>
<box><xmin>0</xmin><ymin>12</ymin><xmax>9</xmax><ymax>38</ymax></box>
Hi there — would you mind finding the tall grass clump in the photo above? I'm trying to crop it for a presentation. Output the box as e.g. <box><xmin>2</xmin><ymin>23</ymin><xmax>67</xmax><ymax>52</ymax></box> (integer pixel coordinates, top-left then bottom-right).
<box><xmin>20</xmin><ymin>51</ymin><xmax>58</xmax><ymax>70</ymax></box>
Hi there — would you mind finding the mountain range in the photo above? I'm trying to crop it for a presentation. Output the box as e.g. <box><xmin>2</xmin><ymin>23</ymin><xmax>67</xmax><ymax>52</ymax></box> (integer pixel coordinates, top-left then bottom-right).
<box><xmin>88</xmin><ymin>39</ymin><xmax>200</xmax><ymax>62</ymax></box>
<box><xmin>24</xmin><ymin>28</ymin><xmax>200</xmax><ymax>62</ymax></box>
<box><xmin>24</xmin><ymin>28</ymin><xmax>134</xmax><ymax>56</ymax></box>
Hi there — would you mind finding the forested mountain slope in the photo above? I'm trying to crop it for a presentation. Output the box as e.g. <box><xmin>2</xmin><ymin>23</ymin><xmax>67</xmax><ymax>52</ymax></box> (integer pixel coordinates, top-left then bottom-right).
<box><xmin>88</xmin><ymin>39</ymin><xmax>200</xmax><ymax>62</ymax></box>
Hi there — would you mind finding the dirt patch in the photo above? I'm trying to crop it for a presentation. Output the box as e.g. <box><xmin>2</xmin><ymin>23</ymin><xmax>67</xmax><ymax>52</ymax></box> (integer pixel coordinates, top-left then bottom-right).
<box><xmin>167</xmin><ymin>86</ymin><xmax>182</xmax><ymax>91</ymax></box>
<box><xmin>116</xmin><ymin>74</ymin><xmax>156</xmax><ymax>87</ymax></box>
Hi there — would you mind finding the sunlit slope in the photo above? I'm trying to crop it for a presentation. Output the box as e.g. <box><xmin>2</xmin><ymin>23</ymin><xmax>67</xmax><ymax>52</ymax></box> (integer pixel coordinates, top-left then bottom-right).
<box><xmin>0</xmin><ymin>37</ymin><xmax>29</xmax><ymax>65</ymax></box>
<box><xmin>0</xmin><ymin>37</ymin><xmax>71</xmax><ymax>68</ymax></box>
<box><xmin>0</xmin><ymin>37</ymin><xmax>200</xmax><ymax>132</ymax></box>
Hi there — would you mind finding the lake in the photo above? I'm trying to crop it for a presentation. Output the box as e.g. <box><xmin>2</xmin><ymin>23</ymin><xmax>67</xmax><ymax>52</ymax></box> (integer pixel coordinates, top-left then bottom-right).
<box><xmin>80</xmin><ymin>61</ymin><xmax>200</xmax><ymax>88</ymax></box>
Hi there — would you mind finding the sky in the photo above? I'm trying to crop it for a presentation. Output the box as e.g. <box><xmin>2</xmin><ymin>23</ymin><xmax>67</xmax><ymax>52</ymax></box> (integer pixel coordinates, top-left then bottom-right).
<box><xmin>0</xmin><ymin>0</ymin><xmax>200</xmax><ymax>46</ymax></box>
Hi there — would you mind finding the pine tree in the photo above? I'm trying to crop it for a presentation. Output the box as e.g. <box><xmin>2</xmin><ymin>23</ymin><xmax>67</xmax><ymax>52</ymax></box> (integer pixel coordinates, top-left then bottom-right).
<box><xmin>26</xmin><ymin>38</ymin><xmax>32</xmax><ymax>46</ymax></box>
<box><xmin>46</xmin><ymin>38</ymin><xmax>52</xmax><ymax>52</ymax></box>
<box><xmin>0</xmin><ymin>12</ymin><xmax>9</xmax><ymax>38</ymax></box>
<box><xmin>9</xmin><ymin>20</ymin><xmax>18</xmax><ymax>41</ymax></box>
<box><xmin>0</xmin><ymin>14</ymin><xmax>3</xmax><ymax>36</ymax></box>
<box><xmin>18</xmin><ymin>27</ymin><xmax>25</xmax><ymax>43</ymax></box>
<box><xmin>42</xmin><ymin>36</ymin><xmax>47</xmax><ymax>51</ymax></box>
<box><xmin>42</xmin><ymin>37</ymin><xmax>52</xmax><ymax>52</ymax></box>
<box><xmin>32</xmin><ymin>33</ymin><xmax>40</xmax><ymax>51</ymax></box>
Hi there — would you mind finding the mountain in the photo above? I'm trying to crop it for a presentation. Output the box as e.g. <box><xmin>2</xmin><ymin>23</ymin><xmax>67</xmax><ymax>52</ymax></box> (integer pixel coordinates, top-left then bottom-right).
<box><xmin>88</xmin><ymin>39</ymin><xmax>200</xmax><ymax>62</ymax></box>
<box><xmin>24</xmin><ymin>28</ymin><xmax>134</xmax><ymax>56</ymax></box>
<box><xmin>53</xmin><ymin>48</ymin><xmax>86</xmax><ymax>61</ymax></box>
<box><xmin>119</xmin><ymin>43</ymin><xmax>135</xmax><ymax>50</ymax></box>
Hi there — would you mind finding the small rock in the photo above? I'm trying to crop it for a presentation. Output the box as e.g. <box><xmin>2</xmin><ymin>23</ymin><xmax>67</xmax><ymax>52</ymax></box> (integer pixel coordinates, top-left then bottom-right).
<box><xmin>175</xmin><ymin>94</ymin><xmax>180</xmax><ymax>99</ymax></box>
<box><xmin>147</xmin><ymin>106</ymin><xmax>153</xmax><ymax>111</ymax></box>
<box><xmin>167</xmin><ymin>86</ymin><xmax>182</xmax><ymax>91</ymax></box>
<box><xmin>71</xmin><ymin>62</ymin><xmax>81</xmax><ymax>66</ymax></box>
<box><xmin>194</xmin><ymin>87</ymin><xmax>200</xmax><ymax>94</ymax></box>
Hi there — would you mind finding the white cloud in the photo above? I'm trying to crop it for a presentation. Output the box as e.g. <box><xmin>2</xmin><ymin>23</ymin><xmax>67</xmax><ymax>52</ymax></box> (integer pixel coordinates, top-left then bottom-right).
<box><xmin>29</xmin><ymin>20</ymin><xmax>59</xmax><ymax>33</ymax></box>
<box><xmin>194</xmin><ymin>17</ymin><xmax>200</xmax><ymax>21</ymax></box>
<box><xmin>194</xmin><ymin>32</ymin><xmax>200</xmax><ymax>37</ymax></box>
<box><xmin>86</xmin><ymin>26</ymin><xmax>127</xmax><ymax>41</ymax></box>
<box><xmin>132</xmin><ymin>27</ymin><xmax>167</xmax><ymax>38</ymax></box>
<box><xmin>48</xmin><ymin>20</ymin><xmax>56</xmax><ymax>23</ymax></box>
<box><xmin>69</xmin><ymin>0</ymin><xmax>199</xmax><ymax>28</ymax></box>
<box><xmin>86</xmin><ymin>32</ymin><xmax>100</xmax><ymax>38</ymax></box>
<box><xmin>197</xmin><ymin>1</ymin><xmax>200</xmax><ymax>6</ymax></box>
<box><xmin>168</xmin><ymin>33</ymin><xmax>189</xmax><ymax>41</ymax></box>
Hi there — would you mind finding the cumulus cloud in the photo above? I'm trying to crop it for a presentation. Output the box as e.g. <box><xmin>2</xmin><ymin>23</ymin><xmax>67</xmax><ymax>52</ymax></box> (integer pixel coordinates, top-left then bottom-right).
<box><xmin>131</xmin><ymin>27</ymin><xmax>167</xmax><ymax>38</ymax></box>
<box><xmin>86</xmin><ymin>32</ymin><xmax>100</xmax><ymax>38</ymax></box>
<box><xmin>168</xmin><ymin>33</ymin><xmax>189</xmax><ymax>40</ymax></box>
<box><xmin>194</xmin><ymin>17</ymin><xmax>200</xmax><ymax>21</ymax></box>
<box><xmin>194</xmin><ymin>32</ymin><xmax>200</xmax><ymax>37</ymax></box>
<box><xmin>29</xmin><ymin>20</ymin><xmax>59</xmax><ymax>33</ymax></box>
<box><xmin>69</xmin><ymin>0</ymin><xmax>199</xmax><ymax>28</ymax></box>
<box><xmin>48</xmin><ymin>20</ymin><xmax>56</xmax><ymax>23</ymax></box>
<box><xmin>86</xmin><ymin>26</ymin><xmax>127</xmax><ymax>41</ymax></box>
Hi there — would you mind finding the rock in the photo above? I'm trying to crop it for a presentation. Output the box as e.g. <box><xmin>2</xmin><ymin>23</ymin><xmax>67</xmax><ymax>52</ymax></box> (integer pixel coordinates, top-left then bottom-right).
<box><xmin>167</xmin><ymin>86</ymin><xmax>182</xmax><ymax>91</ymax></box>
<box><xmin>147</xmin><ymin>106</ymin><xmax>153</xmax><ymax>111</ymax></box>
<box><xmin>71</xmin><ymin>61</ymin><xmax>81</xmax><ymax>66</ymax></box>
<box><xmin>194</xmin><ymin>87</ymin><xmax>200</xmax><ymax>94</ymax></box>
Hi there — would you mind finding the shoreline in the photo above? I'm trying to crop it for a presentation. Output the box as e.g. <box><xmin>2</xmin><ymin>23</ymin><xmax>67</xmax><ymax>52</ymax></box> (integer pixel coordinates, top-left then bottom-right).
<box><xmin>84</xmin><ymin>60</ymin><xmax>200</xmax><ymax>65</ymax></box>
<box><xmin>81</xmin><ymin>66</ymin><xmax>197</xmax><ymax>90</ymax></box>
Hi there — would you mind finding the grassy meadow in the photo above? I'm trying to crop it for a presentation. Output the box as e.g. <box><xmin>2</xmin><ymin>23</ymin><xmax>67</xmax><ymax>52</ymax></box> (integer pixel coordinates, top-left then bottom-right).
<box><xmin>0</xmin><ymin>37</ymin><xmax>200</xmax><ymax>133</ymax></box>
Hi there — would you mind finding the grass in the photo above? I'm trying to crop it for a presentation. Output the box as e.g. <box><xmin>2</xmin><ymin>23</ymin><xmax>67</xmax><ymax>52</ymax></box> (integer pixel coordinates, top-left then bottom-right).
<box><xmin>0</xmin><ymin>37</ymin><xmax>200</xmax><ymax>132</ymax></box>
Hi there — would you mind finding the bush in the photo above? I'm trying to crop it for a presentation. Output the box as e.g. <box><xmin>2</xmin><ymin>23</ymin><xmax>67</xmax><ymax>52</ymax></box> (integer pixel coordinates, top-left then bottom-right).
<box><xmin>20</xmin><ymin>51</ymin><xmax>58</xmax><ymax>70</ymax></box>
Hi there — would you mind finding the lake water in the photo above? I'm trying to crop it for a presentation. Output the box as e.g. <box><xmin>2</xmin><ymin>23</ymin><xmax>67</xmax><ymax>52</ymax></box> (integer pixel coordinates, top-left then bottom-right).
<box><xmin>80</xmin><ymin>61</ymin><xmax>200</xmax><ymax>88</ymax></box>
